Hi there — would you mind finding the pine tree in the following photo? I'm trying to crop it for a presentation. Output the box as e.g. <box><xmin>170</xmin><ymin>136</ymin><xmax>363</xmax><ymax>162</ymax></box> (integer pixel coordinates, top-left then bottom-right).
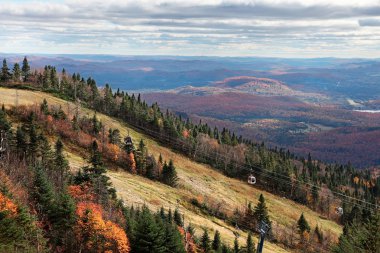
<box><xmin>0</xmin><ymin>109</ymin><xmax>10</xmax><ymax>132</ymax></box>
<box><xmin>32</xmin><ymin>166</ymin><xmax>55</xmax><ymax>219</ymax></box>
<box><xmin>222</xmin><ymin>244</ymin><xmax>230</xmax><ymax>253</ymax></box>
<box><xmin>174</xmin><ymin>208</ymin><xmax>183</xmax><ymax>227</ymax></box>
<box><xmin>92</xmin><ymin>113</ymin><xmax>101</xmax><ymax>135</ymax></box>
<box><xmin>49</xmin><ymin>192</ymin><xmax>76</xmax><ymax>249</ymax></box>
<box><xmin>253</xmin><ymin>194</ymin><xmax>271</xmax><ymax>226</ymax></box>
<box><xmin>22</xmin><ymin>56</ymin><xmax>30</xmax><ymax>81</ymax></box>
<box><xmin>201</xmin><ymin>229</ymin><xmax>211</xmax><ymax>252</ymax></box>
<box><xmin>297</xmin><ymin>213</ymin><xmax>310</xmax><ymax>236</ymax></box>
<box><xmin>88</xmin><ymin>140</ymin><xmax>106</xmax><ymax>175</ymax></box>
<box><xmin>1</xmin><ymin>59</ymin><xmax>11</xmax><ymax>82</ymax></box>
<box><xmin>233</xmin><ymin>237</ymin><xmax>239</xmax><ymax>253</ymax></box>
<box><xmin>135</xmin><ymin>207</ymin><xmax>165</xmax><ymax>253</ymax></box>
<box><xmin>16</xmin><ymin>126</ymin><xmax>27</xmax><ymax>156</ymax></box>
<box><xmin>39</xmin><ymin>134</ymin><xmax>53</xmax><ymax>168</ymax></box>
<box><xmin>28</xmin><ymin>124</ymin><xmax>38</xmax><ymax>163</ymax></box>
<box><xmin>311</xmin><ymin>185</ymin><xmax>319</xmax><ymax>207</ymax></box>
<box><xmin>212</xmin><ymin>230</ymin><xmax>222</xmax><ymax>251</ymax></box>
<box><xmin>168</xmin><ymin>208</ymin><xmax>173</xmax><ymax>224</ymax></box>
<box><xmin>40</xmin><ymin>99</ymin><xmax>49</xmax><ymax>115</ymax></box>
<box><xmin>333</xmin><ymin>213</ymin><xmax>380</xmax><ymax>253</ymax></box>
<box><xmin>108</xmin><ymin>128</ymin><xmax>121</xmax><ymax>145</ymax></box>
<box><xmin>246</xmin><ymin>232</ymin><xmax>255</xmax><ymax>253</ymax></box>
<box><xmin>314</xmin><ymin>225</ymin><xmax>323</xmax><ymax>243</ymax></box>
<box><xmin>163</xmin><ymin>222</ymin><xmax>186</xmax><ymax>253</ymax></box>
<box><xmin>12</xmin><ymin>63</ymin><xmax>21</xmax><ymax>82</ymax></box>
<box><xmin>162</xmin><ymin>160</ymin><xmax>178</xmax><ymax>187</ymax></box>
<box><xmin>54</xmin><ymin>139</ymin><xmax>69</xmax><ymax>188</ymax></box>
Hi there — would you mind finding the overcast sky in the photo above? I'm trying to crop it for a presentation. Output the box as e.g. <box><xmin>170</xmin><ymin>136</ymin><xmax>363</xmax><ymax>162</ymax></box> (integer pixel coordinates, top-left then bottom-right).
<box><xmin>1</xmin><ymin>0</ymin><xmax>380</xmax><ymax>58</ymax></box>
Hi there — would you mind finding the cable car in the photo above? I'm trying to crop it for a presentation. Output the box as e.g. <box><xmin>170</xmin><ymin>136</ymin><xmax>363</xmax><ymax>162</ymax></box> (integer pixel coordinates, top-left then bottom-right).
<box><xmin>336</xmin><ymin>207</ymin><xmax>343</xmax><ymax>215</ymax></box>
<box><xmin>124</xmin><ymin>131</ymin><xmax>134</xmax><ymax>153</ymax></box>
<box><xmin>125</xmin><ymin>136</ymin><xmax>133</xmax><ymax>146</ymax></box>
<box><xmin>248</xmin><ymin>174</ymin><xmax>256</xmax><ymax>185</ymax></box>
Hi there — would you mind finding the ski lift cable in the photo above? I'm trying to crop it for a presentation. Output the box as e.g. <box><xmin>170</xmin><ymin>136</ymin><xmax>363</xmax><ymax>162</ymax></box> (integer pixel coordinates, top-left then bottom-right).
<box><xmin>121</xmin><ymin>121</ymin><xmax>379</xmax><ymax>210</ymax></box>
<box><xmin>126</xmin><ymin>123</ymin><xmax>379</xmax><ymax>210</ymax></box>
<box><xmin>165</xmin><ymin>135</ymin><xmax>377</xmax><ymax>210</ymax></box>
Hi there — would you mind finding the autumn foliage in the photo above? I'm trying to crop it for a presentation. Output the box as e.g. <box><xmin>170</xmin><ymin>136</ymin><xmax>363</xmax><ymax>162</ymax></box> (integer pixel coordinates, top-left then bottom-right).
<box><xmin>75</xmin><ymin>202</ymin><xmax>130</xmax><ymax>253</ymax></box>
<box><xmin>0</xmin><ymin>192</ymin><xmax>18</xmax><ymax>217</ymax></box>
<box><xmin>69</xmin><ymin>188</ymin><xmax>130</xmax><ymax>253</ymax></box>
<box><xmin>67</xmin><ymin>183</ymin><xmax>95</xmax><ymax>202</ymax></box>
<box><xmin>178</xmin><ymin>226</ymin><xmax>198</xmax><ymax>253</ymax></box>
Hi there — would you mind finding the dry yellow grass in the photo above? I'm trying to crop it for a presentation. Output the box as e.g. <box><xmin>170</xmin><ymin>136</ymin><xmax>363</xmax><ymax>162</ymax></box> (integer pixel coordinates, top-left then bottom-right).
<box><xmin>0</xmin><ymin>87</ymin><xmax>342</xmax><ymax>252</ymax></box>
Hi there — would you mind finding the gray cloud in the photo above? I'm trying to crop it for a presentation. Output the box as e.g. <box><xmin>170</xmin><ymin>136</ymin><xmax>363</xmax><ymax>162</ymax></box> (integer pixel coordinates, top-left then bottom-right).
<box><xmin>0</xmin><ymin>0</ymin><xmax>380</xmax><ymax>57</ymax></box>
<box><xmin>359</xmin><ymin>18</ymin><xmax>380</xmax><ymax>26</ymax></box>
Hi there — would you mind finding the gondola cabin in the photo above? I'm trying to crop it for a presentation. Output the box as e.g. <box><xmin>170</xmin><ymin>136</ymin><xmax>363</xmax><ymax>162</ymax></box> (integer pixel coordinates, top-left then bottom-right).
<box><xmin>124</xmin><ymin>134</ymin><xmax>134</xmax><ymax>153</ymax></box>
<box><xmin>125</xmin><ymin>136</ymin><xmax>133</xmax><ymax>146</ymax></box>
<box><xmin>248</xmin><ymin>175</ymin><xmax>256</xmax><ymax>185</ymax></box>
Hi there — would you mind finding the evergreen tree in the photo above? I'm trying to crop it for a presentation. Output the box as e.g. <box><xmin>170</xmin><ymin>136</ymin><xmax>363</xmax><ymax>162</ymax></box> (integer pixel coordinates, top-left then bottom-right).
<box><xmin>174</xmin><ymin>208</ymin><xmax>183</xmax><ymax>227</ymax></box>
<box><xmin>212</xmin><ymin>230</ymin><xmax>222</xmax><ymax>251</ymax></box>
<box><xmin>297</xmin><ymin>213</ymin><xmax>311</xmax><ymax>238</ymax></box>
<box><xmin>222</xmin><ymin>244</ymin><xmax>230</xmax><ymax>253</ymax></box>
<box><xmin>168</xmin><ymin>208</ymin><xmax>173</xmax><ymax>224</ymax></box>
<box><xmin>162</xmin><ymin>160</ymin><xmax>178</xmax><ymax>187</ymax></box>
<box><xmin>88</xmin><ymin>140</ymin><xmax>106</xmax><ymax>175</ymax></box>
<box><xmin>28</xmin><ymin>124</ymin><xmax>38</xmax><ymax>163</ymax></box>
<box><xmin>0</xmin><ymin>109</ymin><xmax>10</xmax><ymax>132</ymax></box>
<box><xmin>1</xmin><ymin>59</ymin><xmax>11</xmax><ymax>82</ymax></box>
<box><xmin>32</xmin><ymin>166</ymin><xmax>55</xmax><ymax>220</ymax></box>
<box><xmin>12</xmin><ymin>63</ymin><xmax>21</xmax><ymax>82</ymax></box>
<box><xmin>136</xmin><ymin>139</ymin><xmax>147</xmax><ymax>175</ymax></box>
<box><xmin>314</xmin><ymin>225</ymin><xmax>323</xmax><ymax>243</ymax></box>
<box><xmin>108</xmin><ymin>128</ymin><xmax>121</xmax><ymax>145</ymax></box>
<box><xmin>201</xmin><ymin>229</ymin><xmax>211</xmax><ymax>252</ymax></box>
<box><xmin>54</xmin><ymin>139</ymin><xmax>69</xmax><ymax>188</ymax></box>
<box><xmin>49</xmin><ymin>192</ymin><xmax>76</xmax><ymax>249</ymax></box>
<box><xmin>333</xmin><ymin>213</ymin><xmax>380</xmax><ymax>253</ymax></box>
<box><xmin>163</xmin><ymin>222</ymin><xmax>186</xmax><ymax>253</ymax></box>
<box><xmin>22</xmin><ymin>56</ymin><xmax>30</xmax><ymax>81</ymax></box>
<box><xmin>40</xmin><ymin>99</ymin><xmax>49</xmax><ymax>115</ymax></box>
<box><xmin>16</xmin><ymin>126</ymin><xmax>27</xmax><ymax>156</ymax></box>
<box><xmin>233</xmin><ymin>237</ymin><xmax>239</xmax><ymax>253</ymax></box>
<box><xmin>246</xmin><ymin>232</ymin><xmax>255</xmax><ymax>253</ymax></box>
<box><xmin>0</xmin><ymin>204</ymin><xmax>41</xmax><ymax>250</ymax></box>
<box><xmin>39</xmin><ymin>134</ymin><xmax>53</xmax><ymax>168</ymax></box>
<box><xmin>135</xmin><ymin>206</ymin><xmax>165</xmax><ymax>253</ymax></box>
<box><xmin>311</xmin><ymin>185</ymin><xmax>319</xmax><ymax>207</ymax></box>
<box><xmin>92</xmin><ymin>113</ymin><xmax>101</xmax><ymax>135</ymax></box>
<box><xmin>253</xmin><ymin>194</ymin><xmax>271</xmax><ymax>226</ymax></box>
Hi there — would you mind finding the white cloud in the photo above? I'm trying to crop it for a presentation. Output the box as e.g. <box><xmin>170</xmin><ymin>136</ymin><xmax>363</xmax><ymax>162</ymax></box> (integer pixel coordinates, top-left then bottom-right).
<box><xmin>0</xmin><ymin>0</ymin><xmax>379</xmax><ymax>57</ymax></box>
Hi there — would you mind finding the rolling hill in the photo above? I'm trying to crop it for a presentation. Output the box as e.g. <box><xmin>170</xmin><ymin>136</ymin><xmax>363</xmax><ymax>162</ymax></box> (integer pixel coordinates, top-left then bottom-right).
<box><xmin>0</xmin><ymin>87</ymin><xmax>342</xmax><ymax>252</ymax></box>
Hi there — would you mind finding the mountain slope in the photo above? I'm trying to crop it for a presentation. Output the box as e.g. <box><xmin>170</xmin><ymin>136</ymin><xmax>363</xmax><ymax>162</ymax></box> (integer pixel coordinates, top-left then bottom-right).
<box><xmin>0</xmin><ymin>87</ymin><xmax>342</xmax><ymax>252</ymax></box>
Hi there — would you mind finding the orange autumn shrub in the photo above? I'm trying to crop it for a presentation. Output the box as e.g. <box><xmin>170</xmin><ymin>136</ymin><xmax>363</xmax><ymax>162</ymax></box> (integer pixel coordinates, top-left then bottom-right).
<box><xmin>105</xmin><ymin>143</ymin><xmax>121</xmax><ymax>162</ymax></box>
<box><xmin>104</xmin><ymin>220</ymin><xmax>131</xmax><ymax>253</ymax></box>
<box><xmin>67</xmin><ymin>184</ymin><xmax>95</xmax><ymax>202</ymax></box>
<box><xmin>76</xmin><ymin>202</ymin><xmax>130</xmax><ymax>253</ymax></box>
<box><xmin>182</xmin><ymin>129</ymin><xmax>190</xmax><ymax>139</ymax></box>
<box><xmin>0</xmin><ymin>192</ymin><xmax>18</xmax><ymax>217</ymax></box>
<box><xmin>128</xmin><ymin>152</ymin><xmax>136</xmax><ymax>174</ymax></box>
<box><xmin>178</xmin><ymin>226</ymin><xmax>198</xmax><ymax>253</ymax></box>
